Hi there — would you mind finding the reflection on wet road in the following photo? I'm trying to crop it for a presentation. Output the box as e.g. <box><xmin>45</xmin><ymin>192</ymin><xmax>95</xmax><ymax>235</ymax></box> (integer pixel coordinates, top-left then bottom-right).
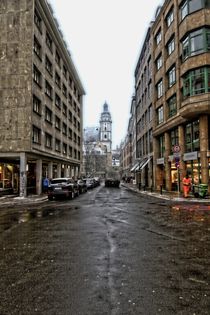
<box><xmin>0</xmin><ymin>186</ymin><xmax>209</xmax><ymax>315</ymax></box>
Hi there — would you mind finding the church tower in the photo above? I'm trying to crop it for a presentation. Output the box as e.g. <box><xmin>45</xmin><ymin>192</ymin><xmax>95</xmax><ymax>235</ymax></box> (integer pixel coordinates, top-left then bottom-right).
<box><xmin>99</xmin><ymin>102</ymin><xmax>112</xmax><ymax>153</ymax></box>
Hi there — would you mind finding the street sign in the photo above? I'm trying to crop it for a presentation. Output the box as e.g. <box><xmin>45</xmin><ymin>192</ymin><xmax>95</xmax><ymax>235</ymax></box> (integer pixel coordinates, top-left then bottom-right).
<box><xmin>174</xmin><ymin>156</ymin><xmax>180</xmax><ymax>162</ymax></box>
<box><xmin>173</xmin><ymin>144</ymin><xmax>180</xmax><ymax>153</ymax></box>
<box><xmin>175</xmin><ymin>161</ymin><xmax>180</xmax><ymax>168</ymax></box>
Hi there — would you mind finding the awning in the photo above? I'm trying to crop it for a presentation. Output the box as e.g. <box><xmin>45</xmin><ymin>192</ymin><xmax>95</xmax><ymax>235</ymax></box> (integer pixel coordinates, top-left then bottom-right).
<box><xmin>135</xmin><ymin>158</ymin><xmax>146</xmax><ymax>171</ymax></box>
<box><xmin>139</xmin><ymin>157</ymin><xmax>152</xmax><ymax>170</ymax></box>
<box><xmin>130</xmin><ymin>162</ymin><xmax>139</xmax><ymax>172</ymax></box>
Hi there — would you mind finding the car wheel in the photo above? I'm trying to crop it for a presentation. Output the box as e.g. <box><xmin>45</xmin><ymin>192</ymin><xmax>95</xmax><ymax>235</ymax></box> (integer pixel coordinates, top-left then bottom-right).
<box><xmin>48</xmin><ymin>195</ymin><xmax>53</xmax><ymax>201</ymax></box>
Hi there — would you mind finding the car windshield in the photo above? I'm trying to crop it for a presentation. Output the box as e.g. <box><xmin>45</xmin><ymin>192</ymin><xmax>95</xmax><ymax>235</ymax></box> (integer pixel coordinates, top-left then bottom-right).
<box><xmin>51</xmin><ymin>179</ymin><xmax>68</xmax><ymax>184</ymax></box>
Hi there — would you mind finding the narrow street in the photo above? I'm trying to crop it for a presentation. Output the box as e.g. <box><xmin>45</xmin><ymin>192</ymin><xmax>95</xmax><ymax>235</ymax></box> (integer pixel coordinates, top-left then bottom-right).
<box><xmin>0</xmin><ymin>185</ymin><xmax>209</xmax><ymax>315</ymax></box>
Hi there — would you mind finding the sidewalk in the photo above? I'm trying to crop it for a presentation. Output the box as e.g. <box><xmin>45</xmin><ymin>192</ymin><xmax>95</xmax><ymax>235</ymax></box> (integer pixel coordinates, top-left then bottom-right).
<box><xmin>0</xmin><ymin>194</ymin><xmax>48</xmax><ymax>206</ymax></box>
<box><xmin>121</xmin><ymin>182</ymin><xmax>210</xmax><ymax>203</ymax></box>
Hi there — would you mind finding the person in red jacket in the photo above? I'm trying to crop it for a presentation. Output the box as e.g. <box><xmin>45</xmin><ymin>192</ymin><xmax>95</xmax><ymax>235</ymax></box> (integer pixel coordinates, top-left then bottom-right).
<box><xmin>182</xmin><ymin>174</ymin><xmax>191</xmax><ymax>198</ymax></box>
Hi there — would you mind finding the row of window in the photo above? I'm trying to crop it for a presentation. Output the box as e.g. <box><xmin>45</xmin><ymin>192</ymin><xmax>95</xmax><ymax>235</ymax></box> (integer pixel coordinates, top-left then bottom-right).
<box><xmin>136</xmin><ymin>105</ymin><xmax>153</xmax><ymax>134</ymax></box>
<box><xmin>33</xmin><ymin>95</ymin><xmax>80</xmax><ymax>132</ymax></box>
<box><xmin>155</xmin><ymin>0</ymin><xmax>210</xmax><ymax>47</ymax></box>
<box><xmin>34</xmin><ymin>8</ymin><xmax>80</xmax><ymax>100</ymax></box>
<box><xmin>33</xmin><ymin>65</ymin><xmax>80</xmax><ymax>116</ymax></box>
<box><xmin>32</xmin><ymin>126</ymin><xmax>81</xmax><ymax>159</ymax></box>
<box><xmin>156</xmin><ymin>67</ymin><xmax>210</xmax><ymax>125</ymax></box>
<box><xmin>156</xmin><ymin>61</ymin><xmax>207</xmax><ymax>101</ymax></box>
<box><xmin>136</xmin><ymin>129</ymin><xmax>153</xmax><ymax>158</ymax></box>
<box><xmin>158</xmin><ymin>120</ymin><xmax>200</xmax><ymax>158</ymax></box>
<box><xmin>157</xmin><ymin>93</ymin><xmax>177</xmax><ymax>125</ymax></box>
<box><xmin>156</xmin><ymin>27</ymin><xmax>210</xmax><ymax>74</ymax></box>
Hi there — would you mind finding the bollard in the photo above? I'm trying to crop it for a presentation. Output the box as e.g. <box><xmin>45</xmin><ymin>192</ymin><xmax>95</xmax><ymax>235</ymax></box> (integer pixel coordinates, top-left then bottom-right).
<box><xmin>160</xmin><ymin>184</ymin><xmax>163</xmax><ymax>195</ymax></box>
<box><xmin>144</xmin><ymin>185</ymin><xmax>146</xmax><ymax>191</ymax></box>
<box><xmin>138</xmin><ymin>183</ymin><xmax>141</xmax><ymax>190</ymax></box>
<box><xmin>150</xmin><ymin>186</ymin><xmax>153</xmax><ymax>193</ymax></box>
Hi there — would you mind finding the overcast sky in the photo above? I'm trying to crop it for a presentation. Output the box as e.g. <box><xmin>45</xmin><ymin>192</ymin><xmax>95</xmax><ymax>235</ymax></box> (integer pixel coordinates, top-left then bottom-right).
<box><xmin>49</xmin><ymin>0</ymin><xmax>162</xmax><ymax>148</ymax></box>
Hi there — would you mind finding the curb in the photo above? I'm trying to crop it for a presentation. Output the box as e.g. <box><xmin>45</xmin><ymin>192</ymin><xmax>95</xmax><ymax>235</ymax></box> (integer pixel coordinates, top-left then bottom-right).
<box><xmin>121</xmin><ymin>183</ymin><xmax>210</xmax><ymax>203</ymax></box>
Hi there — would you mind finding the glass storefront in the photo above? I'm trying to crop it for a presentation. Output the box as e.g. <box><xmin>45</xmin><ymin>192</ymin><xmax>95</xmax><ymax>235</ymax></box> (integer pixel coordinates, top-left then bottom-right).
<box><xmin>186</xmin><ymin>160</ymin><xmax>201</xmax><ymax>184</ymax></box>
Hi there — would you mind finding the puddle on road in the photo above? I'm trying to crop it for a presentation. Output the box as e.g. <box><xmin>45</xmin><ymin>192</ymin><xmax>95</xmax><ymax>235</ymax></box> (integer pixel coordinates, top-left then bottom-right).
<box><xmin>170</xmin><ymin>204</ymin><xmax>210</xmax><ymax>224</ymax></box>
<box><xmin>0</xmin><ymin>206</ymin><xmax>72</xmax><ymax>234</ymax></box>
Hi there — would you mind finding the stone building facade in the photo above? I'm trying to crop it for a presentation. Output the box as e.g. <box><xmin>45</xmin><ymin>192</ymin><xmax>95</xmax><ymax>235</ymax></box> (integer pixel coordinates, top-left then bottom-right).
<box><xmin>134</xmin><ymin>24</ymin><xmax>154</xmax><ymax>188</ymax></box>
<box><xmin>152</xmin><ymin>0</ymin><xmax>210</xmax><ymax>192</ymax></box>
<box><xmin>125</xmin><ymin>0</ymin><xmax>210</xmax><ymax>193</ymax></box>
<box><xmin>0</xmin><ymin>0</ymin><xmax>85</xmax><ymax>196</ymax></box>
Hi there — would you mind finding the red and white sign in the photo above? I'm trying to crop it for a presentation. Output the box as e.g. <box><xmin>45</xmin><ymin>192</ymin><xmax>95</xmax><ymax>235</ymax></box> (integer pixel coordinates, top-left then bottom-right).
<box><xmin>173</xmin><ymin>145</ymin><xmax>180</xmax><ymax>153</ymax></box>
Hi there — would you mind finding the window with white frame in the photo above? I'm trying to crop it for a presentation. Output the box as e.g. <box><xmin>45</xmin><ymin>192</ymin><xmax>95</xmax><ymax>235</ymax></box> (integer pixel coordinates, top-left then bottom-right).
<box><xmin>166</xmin><ymin>8</ymin><xmax>174</xmax><ymax>27</ymax></box>
<box><xmin>155</xmin><ymin>29</ymin><xmax>162</xmax><ymax>45</ymax></box>
<box><xmin>157</xmin><ymin>80</ymin><xmax>163</xmax><ymax>98</ymax></box>
<box><xmin>156</xmin><ymin>54</ymin><xmax>163</xmax><ymax>70</ymax></box>
<box><xmin>168</xmin><ymin>66</ymin><xmax>176</xmax><ymax>87</ymax></box>
<box><xmin>157</xmin><ymin>106</ymin><xmax>164</xmax><ymax>124</ymax></box>
<box><xmin>167</xmin><ymin>37</ymin><xmax>175</xmax><ymax>55</ymax></box>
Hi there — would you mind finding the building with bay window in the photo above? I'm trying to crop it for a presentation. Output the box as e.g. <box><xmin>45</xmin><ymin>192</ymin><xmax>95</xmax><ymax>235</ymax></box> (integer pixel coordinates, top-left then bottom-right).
<box><xmin>152</xmin><ymin>0</ymin><xmax>210</xmax><ymax>192</ymax></box>
<box><xmin>0</xmin><ymin>0</ymin><xmax>85</xmax><ymax>196</ymax></box>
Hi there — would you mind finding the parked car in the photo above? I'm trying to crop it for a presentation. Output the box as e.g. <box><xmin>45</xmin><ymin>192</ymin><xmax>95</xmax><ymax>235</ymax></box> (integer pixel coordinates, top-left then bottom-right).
<box><xmin>94</xmin><ymin>177</ymin><xmax>100</xmax><ymax>186</ymax></box>
<box><xmin>76</xmin><ymin>179</ymin><xmax>87</xmax><ymax>193</ymax></box>
<box><xmin>105</xmin><ymin>177</ymin><xmax>120</xmax><ymax>188</ymax></box>
<box><xmin>83</xmin><ymin>178</ymin><xmax>94</xmax><ymax>189</ymax></box>
<box><xmin>47</xmin><ymin>178</ymin><xmax>79</xmax><ymax>200</ymax></box>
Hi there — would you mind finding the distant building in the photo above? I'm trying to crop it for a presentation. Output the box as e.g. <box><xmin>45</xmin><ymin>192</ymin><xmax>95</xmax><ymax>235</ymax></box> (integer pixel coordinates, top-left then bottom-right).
<box><xmin>0</xmin><ymin>0</ymin><xmax>85</xmax><ymax>196</ymax></box>
<box><xmin>83</xmin><ymin>102</ymin><xmax>113</xmax><ymax>176</ymax></box>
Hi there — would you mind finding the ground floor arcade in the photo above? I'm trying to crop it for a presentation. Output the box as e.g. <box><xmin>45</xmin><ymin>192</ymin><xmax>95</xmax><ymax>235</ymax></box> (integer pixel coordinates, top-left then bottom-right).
<box><xmin>0</xmin><ymin>152</ymin><xmax>81</xmax><ymax>197</ymax></box>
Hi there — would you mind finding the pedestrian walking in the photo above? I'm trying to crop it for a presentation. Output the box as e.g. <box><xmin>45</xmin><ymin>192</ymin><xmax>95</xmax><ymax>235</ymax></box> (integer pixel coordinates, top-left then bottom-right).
<box><xmin>182</xmin><ymin>174</ymin><xmax>191</xmax><ymax>198</ymax></box>
<box><xmin>43</xmin><ymin>177</ymin><xmax>49</xmax><ymax>193</ymax></box>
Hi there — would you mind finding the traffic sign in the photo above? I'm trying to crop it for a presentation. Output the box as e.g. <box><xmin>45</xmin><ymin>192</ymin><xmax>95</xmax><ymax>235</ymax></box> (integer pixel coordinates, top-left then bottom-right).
<box><xmin>175</xmin><ymin>161</ymin><xmax>180</xmax><ymax>168</ymax></box>
<box><xmin>173</xmin><ymin>145</ymin><xmax>180</xmax><ymax>153</ymax></box>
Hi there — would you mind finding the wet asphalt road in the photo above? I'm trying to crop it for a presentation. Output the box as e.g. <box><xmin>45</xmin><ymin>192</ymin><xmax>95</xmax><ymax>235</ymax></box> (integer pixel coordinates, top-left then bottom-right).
<box><xmin>0</xmin><ymin>185</ymin><xmax>209</xmax><ymax>315</ymax></box>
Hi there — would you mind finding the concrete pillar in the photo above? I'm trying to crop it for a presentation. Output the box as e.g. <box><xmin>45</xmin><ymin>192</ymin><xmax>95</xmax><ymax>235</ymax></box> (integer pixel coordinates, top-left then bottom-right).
<box><xmin>165</xmin><ymin>132</ymin><xmax>171</xmax><ymax>191</ymax></box>
<box><xmin>66</xmin><ymin>165</ymin><xmax>71</xmax><ymax>177</ymax></box>
<box><xmin>36</xmin><ymin>159</ymin><xmax>42</xmax><ymax>195</ymax></box>
<box><xmin>199</xmin><ymin>115</ymin><xmax>208</xmax><ymax>184</ymax></box>
<box><xmin>63</xmin><ymin>164</ymin><xmax>68</xmax><ymax>177</ymax></box>
<box><xmin>71</xmin><ymin>166</ymin><xmax>74</xmax><ymax>178</ymax></box>
<box><xmin>57</xmin><ymin>163</ymin><xmax>61</xmax><ymax>178</ymax></box>
<box><xmin>19</xmin><ymin>152</ymin><xmax>27</xmax><ymax>197</ymax></box>
<box><xmin>179</xmin><ymin>125</ymin><xmax>185</xmax><ymax>185</ymax></box>
<box><xmin>153</xmin><ymin>137</ymin><xmax>162</xmax><ymax>190</ymax></box>
<box><xmin>48</xmin><ymin>162</ymin><xmax>53</xmax><ymax>180</ymax></box>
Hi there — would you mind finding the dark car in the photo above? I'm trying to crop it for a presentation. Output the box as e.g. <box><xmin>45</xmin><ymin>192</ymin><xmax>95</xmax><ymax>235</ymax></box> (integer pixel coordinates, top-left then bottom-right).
<box><xmin>77</xmin><ymin>179</ymin><xmax>87</xmax><ymax>194</ymax></box>
<box><xmin>47</xmin><ymin>178</ymin><xmax>79</xmax><ymax>200</ymax></box>
<box><xmin>83</xmin><ymin>178</ymin><xmax>94</xmax><ymax>189</ymax></box>
<box><xmin>105</xmin><ymin>178</ymin><xmax>120</xmax><ymax>188</ymax></box>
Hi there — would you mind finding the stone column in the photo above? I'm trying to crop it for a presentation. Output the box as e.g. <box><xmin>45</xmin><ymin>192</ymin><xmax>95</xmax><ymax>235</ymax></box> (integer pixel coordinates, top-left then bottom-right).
<box><xmin>63</xmin><ymin>164</ymin><xmax>68</xmax><ymax>177</ymax></box>
<box><xmin>36</xmin><ymin>159</ymin><xmax>42</xmax><ymax>195</ymax></box>
<box><xmin>71</xmin><ymin>166</ymin><xmax>75</xmax><ymax>178</ymax></box>
<box><xmin>48</xmin><ymin>162</ymin><xmax>53</xmax><ymax>180</ymax></box>
<box><xmin>199</xmin><ymin>115</ymin><xmax>208</xmax><ymax>184</ymax></box>
<box><xmin>19</xmin><ymin>152</ymin><xmax>27</xmax><ymax>197</ymax></box>
<box><xmin>165</xmin><ymin>132</ymin><xmax>171</xmax><ymax>191</ymax></box>
<box><xmin>57</xmin><ymin>163</ymin><xmax>61</xmax><ymax>178</ymax></box>
<box><xmin>153</xmin><ymin>136</ymin><xmax>162</xmax><ymax>190</ymax></box>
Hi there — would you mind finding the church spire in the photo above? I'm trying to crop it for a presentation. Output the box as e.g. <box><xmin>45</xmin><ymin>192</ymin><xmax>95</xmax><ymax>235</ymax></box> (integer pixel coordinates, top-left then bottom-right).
<box><xmin>99</xmin><ymin>102</ymin><xmax>112</xmax><ymax>152</ymax></box>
